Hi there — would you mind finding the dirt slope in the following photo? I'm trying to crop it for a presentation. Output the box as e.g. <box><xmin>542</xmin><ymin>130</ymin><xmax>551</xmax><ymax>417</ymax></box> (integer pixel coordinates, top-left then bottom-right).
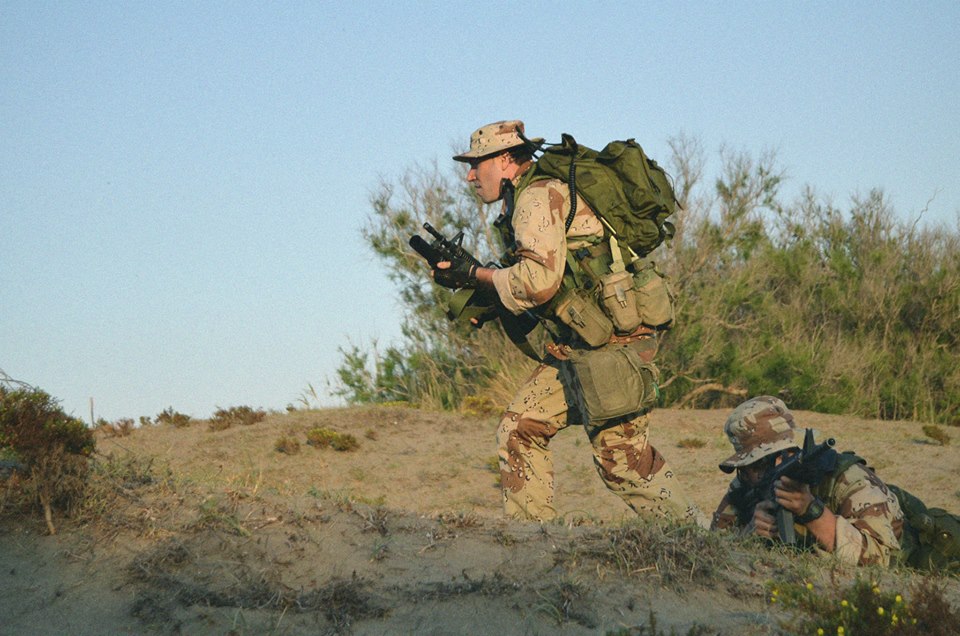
<box><xmin>1</xmin><ymin>405</ymin><xmax>957</xmax><ymax>635</ymax></box>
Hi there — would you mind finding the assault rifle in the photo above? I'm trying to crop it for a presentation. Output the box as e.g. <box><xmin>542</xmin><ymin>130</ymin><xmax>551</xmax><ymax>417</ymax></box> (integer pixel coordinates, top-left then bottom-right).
<box><xmin>409</xmin><ymin>222</ymin><xmax>541</xmax><ymax>359</ymax></box>
<box><xmin>731</xmin><ymin>428</ymin><xmax>837</xmax><ymax>545</ymax></box>
<box><xmin>408</xmin><ymin>222</ymin><xmax>484</xmax><ymax>272</ymax></box>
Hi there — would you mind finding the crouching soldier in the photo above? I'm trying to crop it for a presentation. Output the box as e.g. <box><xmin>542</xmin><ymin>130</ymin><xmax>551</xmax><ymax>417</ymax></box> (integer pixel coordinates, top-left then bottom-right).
<box><xmin>710</xmin><ymin>396</ymin><xmax>904</xmax><ymax>567</ymax></box>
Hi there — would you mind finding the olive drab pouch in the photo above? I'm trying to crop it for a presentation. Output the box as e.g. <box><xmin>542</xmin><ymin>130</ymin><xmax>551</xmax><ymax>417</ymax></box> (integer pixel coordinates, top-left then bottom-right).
<box><xmin>562</xmin><ymin>341</ymin><xmax>659</xmax><ymax>422</ymax></box>
<box><xmin>888</xmin><ymin>484</ymin><xmax>960</xmax><ymax>573</ymax></box>
<box><xmin>600</xmin><ymin>269</ymin><xmax>642</xmax><ymax>334</ymax></box>
<box><xmin>553</xmin><ymin>287</ymin><xmax>614</xmax><ymax>348</ymax></box>
<box><xmin>632</xmin><ymin>261</ymin><xmax>675</xmax><ymax>328</ymax></box>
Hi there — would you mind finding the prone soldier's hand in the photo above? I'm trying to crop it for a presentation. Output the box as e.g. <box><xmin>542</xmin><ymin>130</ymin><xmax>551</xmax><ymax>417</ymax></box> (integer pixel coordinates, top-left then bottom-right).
<box><xmin>749</xmin><ymin>500</ymin><xmax>778</xmax><ymax>539</ymax></box>
<box><xmin>773</xmin><ymin>476</ymin><xmax>814</xmax><ymax>516</ymax></box>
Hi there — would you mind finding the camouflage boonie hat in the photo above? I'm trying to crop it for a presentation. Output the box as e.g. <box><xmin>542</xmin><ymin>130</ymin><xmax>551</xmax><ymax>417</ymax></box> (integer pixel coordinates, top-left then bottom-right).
<box><xmin>719</xmin><ymin>396</ymin><xmax>799</xmax><ymax>473</ymax></box>
<box><xmin>452</xmin><ymin>120</ymin><xmax>543</xmax><ymax>162</ymax></box>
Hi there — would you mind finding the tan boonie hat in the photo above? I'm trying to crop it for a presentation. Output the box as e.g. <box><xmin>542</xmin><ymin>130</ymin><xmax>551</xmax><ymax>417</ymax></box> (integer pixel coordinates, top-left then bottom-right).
<box><xmin>719</xmin><ymin>396</ymin><xmax>799</xmax><ymax>473</ymax></box>
<box><xmin>452</xmin><ymin>120</ymin><xmax>543</xmax><ymax>162</ymax></box>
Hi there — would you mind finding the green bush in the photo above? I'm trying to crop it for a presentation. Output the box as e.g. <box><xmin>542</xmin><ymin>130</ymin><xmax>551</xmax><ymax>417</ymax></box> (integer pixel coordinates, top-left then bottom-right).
<box><xmin>0</xmin><ymin>384</ymin><xmax>96</xmax><ymax>534</ymax></box>
<box><xmin>334</xmin><ymin>138</ymin><xmax>960</xmax><ymax>424</ymax></box>
<box><xmin>306</xmin><ymin>427</ymin><xmax>359</xmax><ymax>452</ymax></box>
<box><xmin>772</xmin><ymin>577</ymin><xmax>959</xmax><ymax>636</ymax></box>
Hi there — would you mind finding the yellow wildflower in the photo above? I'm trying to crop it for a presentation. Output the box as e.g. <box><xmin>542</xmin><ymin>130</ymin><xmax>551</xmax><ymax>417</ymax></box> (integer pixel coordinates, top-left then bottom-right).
<box><xmin>817</xmin><ymin>629</ymin><xmax>824</xmax><ymax>636</ymax></box>
<box><xmin>877</xmin><ymin>606</ymin><xmax>885</xmax><ymax>616</ymax></box>
<box><xmin>841</xmin><ymin>600</ymin><xmax>849</xmax><ymax>607</ymax></box>
<box><xmin>895</xmin><ymin>594</ymin><xmax>903</xmax><ymax>604</ymax></box>
<box><xmin>837</xmin><ymin>627</ymin><xmax>845</xmax><ymax>635</ymax></box>
<box><xmin>806</xmin><ymin>582</ymin><xmax>814</xmax><ymax>590</ymax></box>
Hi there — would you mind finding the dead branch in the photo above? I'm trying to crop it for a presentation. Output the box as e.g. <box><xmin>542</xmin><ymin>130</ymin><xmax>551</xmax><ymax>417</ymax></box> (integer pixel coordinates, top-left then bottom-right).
<box><xmin>676</xmin><ymin>383</ymin><xmax>747</xmax><ymax>409</ymax></box>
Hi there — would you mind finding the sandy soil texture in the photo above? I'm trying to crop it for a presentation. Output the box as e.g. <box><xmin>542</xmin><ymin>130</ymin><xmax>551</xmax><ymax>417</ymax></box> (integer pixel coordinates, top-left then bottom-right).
<box><xmin>1</xmin><ymin>405</ymin><xmax>958</xmax><ymax>635</ymax></box>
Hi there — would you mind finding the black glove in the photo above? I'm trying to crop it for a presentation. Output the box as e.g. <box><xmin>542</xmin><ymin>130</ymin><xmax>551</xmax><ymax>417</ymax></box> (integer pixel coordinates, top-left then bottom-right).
<box><xmin>432</xmin><ymin>260</ymin><xmax>479</xmax><ymax>289</ymax></box>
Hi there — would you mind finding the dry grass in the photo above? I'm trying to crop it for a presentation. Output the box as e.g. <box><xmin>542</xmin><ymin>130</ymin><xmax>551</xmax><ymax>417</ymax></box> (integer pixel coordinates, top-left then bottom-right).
<box><xmin>4</xmin><ymin>404</ymin><xmax>954</xmax><ymax>635</ymax></box>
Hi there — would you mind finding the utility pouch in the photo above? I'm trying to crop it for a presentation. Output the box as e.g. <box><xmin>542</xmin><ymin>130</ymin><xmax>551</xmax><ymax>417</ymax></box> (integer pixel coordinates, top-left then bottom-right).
<box><xmin>563</xmin><ymin>341</ymin><xmax>659</xmax><ymax>422</ymax></box>
<box><xmin>553</xmin><ymin>288</ymin><xmax>614</xmax><ymax>348</ymax></box>
<box><xmin>600</xmin><ymin>269</ymin><xmax>642</xmax><ymax>334</ymax></box>
<box><xmin>632</xmin><ymin>261</ymin><xmax>675</xmax><ymax>328</ymax></box>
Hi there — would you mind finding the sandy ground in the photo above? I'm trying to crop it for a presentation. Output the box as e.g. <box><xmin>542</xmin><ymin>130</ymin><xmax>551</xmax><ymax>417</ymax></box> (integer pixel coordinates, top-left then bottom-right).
<box><xmin>1</xmin><ymin>405</ymin><xmax>958</xmax><ymax>635</ymax></box>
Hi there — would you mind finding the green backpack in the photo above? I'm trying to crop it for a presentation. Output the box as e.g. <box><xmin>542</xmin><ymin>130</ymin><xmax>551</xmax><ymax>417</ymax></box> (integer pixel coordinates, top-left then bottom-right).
<box><xmin>519</xmin><ymin>133</ymin><xmax>678</xmax><ymax>258</ymax></box>
<box><xmin>830</xmin><ymin>452</ymin><xmax>960</xmax><ymax>573</ymax></box>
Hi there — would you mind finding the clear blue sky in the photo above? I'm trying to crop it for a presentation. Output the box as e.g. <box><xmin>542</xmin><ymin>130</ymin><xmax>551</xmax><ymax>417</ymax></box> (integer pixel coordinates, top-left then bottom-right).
<box><xmin>2</xmin><ymin>2</ymin><xmax>958</xmax><ymax>422</ymax></box>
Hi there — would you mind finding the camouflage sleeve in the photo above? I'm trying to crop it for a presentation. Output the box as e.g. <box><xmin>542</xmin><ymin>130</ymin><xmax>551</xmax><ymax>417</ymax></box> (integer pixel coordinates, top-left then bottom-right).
<box><xmin>491</xmin><ymin>179</ymin><xmax>603</xmax><ymax>314</ymax></box>
<box><xmin>819</xmin><ymin>463</ymin><xmax>904</xmax><ymax>566</ymax></box>
<box><xmin>710</xmin><ymin>481</ymin><xmax>745</xmax><ymax>532</ymax></box>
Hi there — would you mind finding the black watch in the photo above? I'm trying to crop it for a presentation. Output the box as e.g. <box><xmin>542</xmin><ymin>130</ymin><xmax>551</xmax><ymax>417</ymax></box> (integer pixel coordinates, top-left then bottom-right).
<box><xmin>796</xmin><ymin>498</ymin><xmax>826</xmax><ymax>524</ymax></box>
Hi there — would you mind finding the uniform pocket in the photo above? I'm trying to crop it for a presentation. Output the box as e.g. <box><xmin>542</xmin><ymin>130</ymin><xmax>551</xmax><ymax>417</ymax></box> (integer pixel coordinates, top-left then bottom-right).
<box><xmin>563</xmin><ymin>341</ymin><xmax>659</xmax><ymax>422</ymax></box>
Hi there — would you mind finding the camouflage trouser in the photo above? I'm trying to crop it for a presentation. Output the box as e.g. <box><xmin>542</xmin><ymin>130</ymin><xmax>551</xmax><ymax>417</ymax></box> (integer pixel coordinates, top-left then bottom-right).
<box><xmin>497</xmin><ymin>357</ymin><xmax>704</xmax><ymax>525</ymax></box>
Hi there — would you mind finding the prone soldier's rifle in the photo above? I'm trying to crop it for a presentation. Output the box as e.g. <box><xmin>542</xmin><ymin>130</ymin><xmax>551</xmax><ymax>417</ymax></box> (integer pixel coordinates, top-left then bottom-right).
<box><xmin>731</xmin><ymin>428</ymin><xmax>838</xmax><ymax>545</ymax></box>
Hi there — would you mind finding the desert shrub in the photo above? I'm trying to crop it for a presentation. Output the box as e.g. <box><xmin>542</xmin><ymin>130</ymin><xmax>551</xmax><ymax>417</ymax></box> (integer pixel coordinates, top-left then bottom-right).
<box><xmin>306</xmin><ymin>427</ymin><xmax>359</xmax><ymax>451</ymax></box>
<box><xmin>462</xmin><ymin>395</ymin><xmax>499</xmax><ymax>417</ymax></box>
<box><xmin>676</xmin><ymin>438</ymin><xmax>706</xmax><ymax>449</ymax></box>
<box><xmin>0</xmin><ymin>384</ymin><xmax>96</xmax><ymax>534</ymax></box>
<box><xmin>275</xmin><ymin>436</ymin><xmax>300</xmax><ymax>454</ymax></box>
<box><xmin>96</xmin><ymin>417</ymin><xmax>134</xmax><ymax>438</ymax></box>
<box><xmin>139</xmin><ymin>415</ymin><xmax>153</xmax><ymax>427</ymax></box>
<box><xmin>155</xmin><ymin>407</ymin><xmax>191</xmax><ymax>428</ymax></box>
<box><xmin>772</xmin><ymin>577</ymin><xmax>960</xmax><ymax>636</ymax></box>
<box><xmin>922</xmin><ymin>425</ymin><xmax>950</xmax><ymax>446</ymax></box>
<box><xmin>208</xmin><ymin>405</ymin><xmax>266</xmax><ymax>432</ymax></box>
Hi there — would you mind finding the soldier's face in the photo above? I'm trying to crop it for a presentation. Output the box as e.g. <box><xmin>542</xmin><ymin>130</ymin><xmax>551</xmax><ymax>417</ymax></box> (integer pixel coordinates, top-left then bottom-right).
<box><xmin>466</xmin><ymin>153</ymin><xmax>506</xmax><ymax>203</ymax></box>
<box><xmin>738</xmin><ymin>449</ymin><xmax>797</xmax><ymax>485</ymax></box>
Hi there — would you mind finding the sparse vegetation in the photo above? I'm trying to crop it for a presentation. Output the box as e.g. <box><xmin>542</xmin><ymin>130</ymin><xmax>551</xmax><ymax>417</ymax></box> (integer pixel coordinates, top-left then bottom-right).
<box><xmin>274</xmin><ymin>435</ymin><xmax>300</xmax><ymax>454</ymax></box>
<box><xmin>922</xmin><ymin>425</ymin><xmax>951</xmax><ymax>446</ymax></box>
<box><xmin>306</xmin><ymin>426</ymin><xmax>359</xmax><ymax>451</ymax></box>
<box><xmin>676</xmin><ymin>437</ymin><xmax>706</xmax><ymax>449</ymax></box>
<box><xmin>155</xmin><ymin>407</ymin><xmax>191</xmax><ymax>428</ymax></box>
<box><xmin>558</xmin><ymin>519</ymin><xmax>732</xmax><ymax>588</ymax></box>
<box><xmin>773</xmin><ymin>577</ymin><xmax>960</xmax><ymax>636</ymax></box>
<box><xmin>606</xmin><ymin>611</ymin><xmax>713</xmax><ymax>636</ymax></box>
<box><xmin>96</xmin><ymin>417</ymin><xmax>134</xmax><ymax>438</ymax></box>
<box><xmin>207</xmin><ymin>405</ymin><xmax>266</xmax><ymax>431</ymax></box>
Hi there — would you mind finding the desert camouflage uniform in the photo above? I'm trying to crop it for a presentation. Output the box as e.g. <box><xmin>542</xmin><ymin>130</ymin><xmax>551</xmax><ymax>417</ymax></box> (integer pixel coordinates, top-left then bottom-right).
<box><xmin>491</xmin><ymin>176</ymin><xmax>702</xmax><ymax>524</ymax></box>
<box><xmin>710</xmin><ymin>396</ymin><xmax>904</xmax><ymax>566</ymax></box>
<box><xmin>712</xmin><ymin>463</ymin><xmax>905</xmax><ymax>566</ymax></box>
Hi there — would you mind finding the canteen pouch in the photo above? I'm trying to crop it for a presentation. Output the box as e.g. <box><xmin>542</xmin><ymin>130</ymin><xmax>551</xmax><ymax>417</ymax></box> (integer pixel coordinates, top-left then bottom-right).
<box><xmin>563</xmin><ymin>341</ymin><xmax>659</xmax><ymax>422</ymax></box>
<box><xmin>632</xmin><ymin>261</ymin><xmax>675</xmax><ymax>328</ymax></box>
<box><xmin>600</xmin><ymin>269</ymin><xmax>642</xmax><ymax>334</ymax></box>
<box><xmin>553</xmin><ymin>287</ymin><xmax>614</xmax><ymax>348</ymax></box>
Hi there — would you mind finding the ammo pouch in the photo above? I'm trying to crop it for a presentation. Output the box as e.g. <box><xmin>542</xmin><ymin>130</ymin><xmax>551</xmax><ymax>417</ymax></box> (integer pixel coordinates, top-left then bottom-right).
<box><xmin>632</xmin><ymin>261</ymin><xmax>675</xmax><ymax>328</ymax></box>
<box><xmin>562</xmin><ymin>341</ymin><xmax>659</xmax><ymax>422</ymax></box>
<box><xmin>600</xmin><ymin>269</ymin><xmax>642</xmax><ymax>333</ymax></box>
<box><xmin>553</xmin><ymin>287</ymin><xmax>614</xmax><ymax>348</ymax></box>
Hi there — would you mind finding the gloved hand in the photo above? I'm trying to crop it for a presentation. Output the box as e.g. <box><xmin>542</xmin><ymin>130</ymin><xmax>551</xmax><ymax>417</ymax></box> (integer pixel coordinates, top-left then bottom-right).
<box><xmin>432</xmin><ymin>260</ymin><xmax>479</xmax><ymax>289</ymax></box>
